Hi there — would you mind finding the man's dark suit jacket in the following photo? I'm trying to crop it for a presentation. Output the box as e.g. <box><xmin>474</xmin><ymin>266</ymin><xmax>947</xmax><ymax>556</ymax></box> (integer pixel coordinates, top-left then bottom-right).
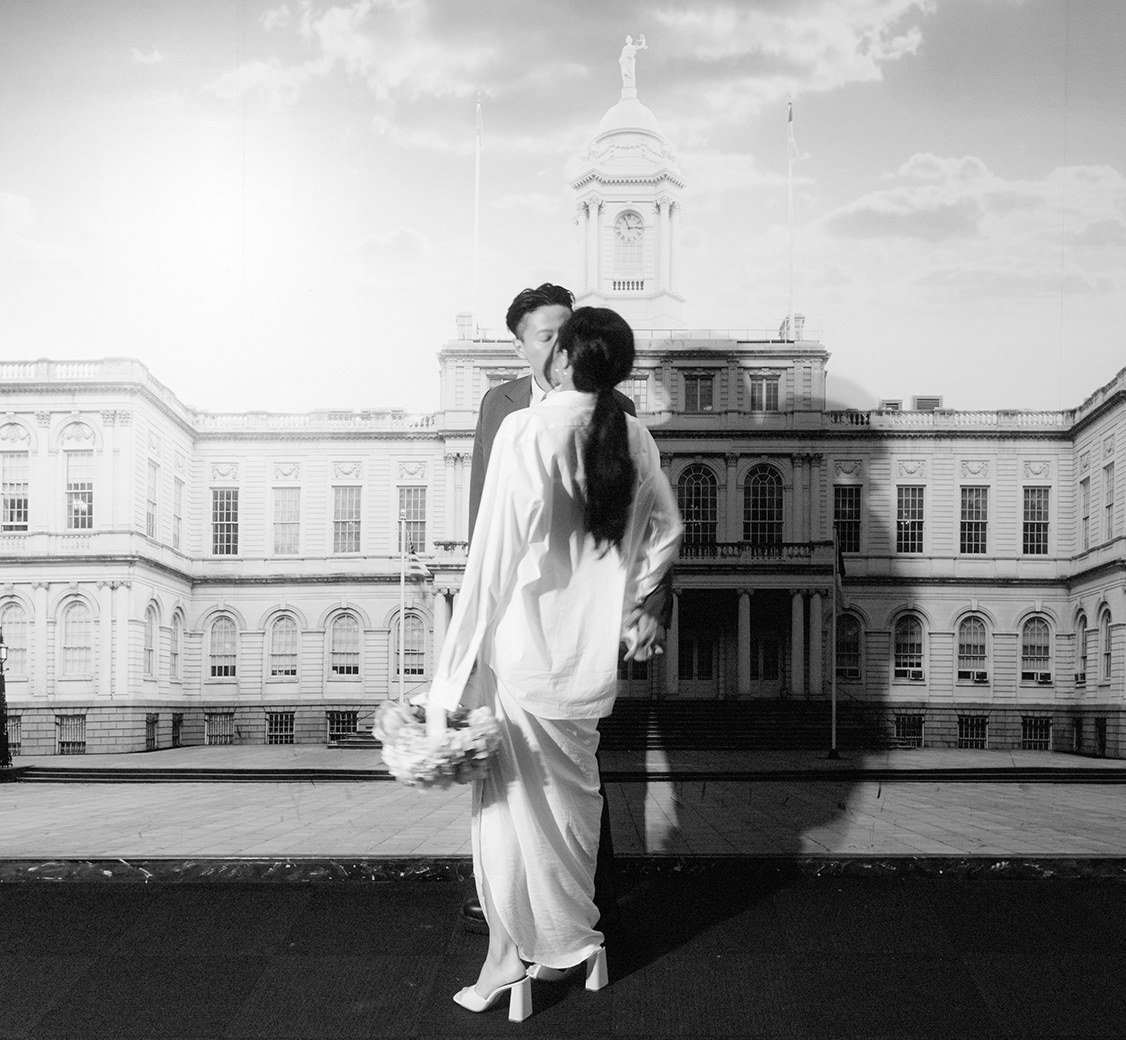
<box><xmin>467</xmin><ymin>375</ymin><xmax>636</xmax><ymax>543</ymax></box>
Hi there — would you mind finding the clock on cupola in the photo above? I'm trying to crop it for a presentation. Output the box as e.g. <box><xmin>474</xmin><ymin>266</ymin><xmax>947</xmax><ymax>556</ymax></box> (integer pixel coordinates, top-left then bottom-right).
<box><xmin>570</xmin><ymin>40</ymin><xmax>686</xmax><ymax>329</ymax></box>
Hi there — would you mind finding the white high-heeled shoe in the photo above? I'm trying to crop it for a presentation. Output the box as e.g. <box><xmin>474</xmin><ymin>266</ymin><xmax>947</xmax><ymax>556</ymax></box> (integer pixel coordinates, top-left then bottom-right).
<box><xmin>526</xmin><ymin>947</ymin><xmax>608</xmax><ymax>991</ymax></box>
<box><xmin>452</xmin><ymin>976</ymin><xmax>532</xmax><ymax>1022</ymax></box>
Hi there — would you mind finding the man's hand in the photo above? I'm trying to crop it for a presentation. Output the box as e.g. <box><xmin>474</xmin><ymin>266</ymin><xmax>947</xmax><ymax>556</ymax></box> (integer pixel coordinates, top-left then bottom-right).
<box><xmin>623</xmin><ymin>608</ymin><xmax>666</xmax><ymax>662</ymax></box>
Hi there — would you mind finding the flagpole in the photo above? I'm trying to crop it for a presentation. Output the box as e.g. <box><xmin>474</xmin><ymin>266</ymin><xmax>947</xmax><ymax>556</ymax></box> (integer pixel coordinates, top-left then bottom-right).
<box><xmin>786</xmin><ymin>99</ymin><xmax>795</xmax><ymax>343</ymax></box>
<box><xmin>473</xmin><ymin>94</ymin><xmax>482</xmax><ymax>335</ymax></box>
<box><xmin>398</xmin><ymin>513</ymin><xmax>406</xmax><ymax>704</ymax></box>
<box><xmin>829</xmin><ymin>528</ymin><xmax>840</xmax><ymax>759</ymax></box>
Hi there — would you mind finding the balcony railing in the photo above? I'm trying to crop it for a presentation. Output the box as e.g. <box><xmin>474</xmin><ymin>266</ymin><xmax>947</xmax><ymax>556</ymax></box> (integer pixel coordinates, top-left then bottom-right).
<box><xmin>679</xmin><ymin>540</ymin><xmax>833</xmax><ymax>564</ymax></box>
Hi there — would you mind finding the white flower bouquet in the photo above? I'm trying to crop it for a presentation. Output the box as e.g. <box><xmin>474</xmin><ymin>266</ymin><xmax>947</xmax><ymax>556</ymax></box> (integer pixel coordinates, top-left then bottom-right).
<box><xmin>374</xmin><ymin>701</ymin><xmax>502</xmax><ymax>789</ymax></box>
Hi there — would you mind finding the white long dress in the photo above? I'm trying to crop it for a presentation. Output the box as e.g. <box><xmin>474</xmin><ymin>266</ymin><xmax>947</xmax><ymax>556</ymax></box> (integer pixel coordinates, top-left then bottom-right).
<box><xmin>429</xmin><ymin>389</ymin><xmax>682</xmax><ymax>968</ymax></box>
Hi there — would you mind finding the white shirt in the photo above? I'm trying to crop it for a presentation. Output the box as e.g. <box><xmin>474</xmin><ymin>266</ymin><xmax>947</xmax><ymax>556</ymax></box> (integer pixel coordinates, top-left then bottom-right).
<box><xmin>429</xmin><ymin>389</ymin><xmax>683</xmax><ymax>720</ymax></box>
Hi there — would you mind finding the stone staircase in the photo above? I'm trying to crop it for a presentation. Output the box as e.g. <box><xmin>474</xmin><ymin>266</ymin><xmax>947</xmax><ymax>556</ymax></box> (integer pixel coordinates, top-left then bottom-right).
<box><xmin>596</xmin><ymin>698</ymin><xmax>892</xmax><ymax>751</ymax></box>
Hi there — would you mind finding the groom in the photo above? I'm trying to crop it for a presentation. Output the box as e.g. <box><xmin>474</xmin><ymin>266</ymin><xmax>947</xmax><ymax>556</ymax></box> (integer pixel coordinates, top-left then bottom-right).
<box><xmin>461</xmin><ymin>283</ymin><xmax>671</xmax><ymax>935</ymax></box>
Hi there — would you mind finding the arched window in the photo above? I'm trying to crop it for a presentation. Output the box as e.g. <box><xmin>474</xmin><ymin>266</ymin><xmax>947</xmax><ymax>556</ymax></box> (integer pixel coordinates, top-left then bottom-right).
<box><xmin>170</xmin><ymin>614</ymin><xmax>183</xmax><ymax>681</ymax></box>
<box><xmin>1101</xmin><ymin>611</ymin><xmax>1113</xmax><ymax>681</ymax></box>
<box><xmin>893</xmin><ymin>615</ymin><xmax>924</xmax><ymax>680</ymax></box>
<box><xmin>1020</xmin><ymin>618</ymin><xmax>1051</xmax><ymax>682</ymax></box>
<box><xmin>394</xmin><ymin>613</ymin><xmax>426</xmax><ymax>676</ymax></box>
<box><xmin>612</xmin><ymin>210</ymin><xmax>644</xmax><ymax>285</ymax></box>
<box><xmin>270</xmin><ymin>616</ymin><xmax>298</xmax><ymax>678</ymax></box>
<box><xmin>62</xmin><ymin>602</ymin><xmax>93</xmax><ymax>676</ymax></box>
<box><xmin>143</xmin><ymin>606</ymin><xmax>157</xmax><ymax>678</ymax></box>
<box><xmin>836</xmin><ymin>614</ymin><xmax>862</xmax><ymax>680</ymax></box>
<box><xmin>743</xmin><ymin>465</ymin><xmax>783</xmax><ymax>547</ymax></box>
<box><xmin>0</xmin><ymin>601</ymin><xmax>29</xmax><ymax>675</ymax></box>
<box><xmin>330</xmin><ymin>614</ymin><xmax>360</xmax><ymax>676</ymax></box>
<box><xmin>956</xmin><ymin>616</ymin><xmax>987</xmax><ymax>681</ymax></box>
<box><xmin>1077</xmin><ymin>615</ymin><xmax>1089</xmax><ymax>685</ymax></box>
<box><xmin>209</xmin><ymin>616</ymin><xmax>237</xmax><ymax>678</ymax></box>
<box><xmin>676</xmin><ymin>464</ymin><xmax>718</xmax><ymax>549</ymax></box>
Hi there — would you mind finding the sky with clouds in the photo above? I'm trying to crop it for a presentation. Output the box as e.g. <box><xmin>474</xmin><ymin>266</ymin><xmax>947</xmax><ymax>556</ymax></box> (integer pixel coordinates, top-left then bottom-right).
<box><xmin>2</xmin><ymin>0</ymin><xmax>1124</xmax><ymax>414</ymax></box>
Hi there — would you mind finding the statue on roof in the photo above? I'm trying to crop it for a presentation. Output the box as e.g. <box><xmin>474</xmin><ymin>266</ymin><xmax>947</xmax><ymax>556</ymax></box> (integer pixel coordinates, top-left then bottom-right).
<box><xmin>619</xmin><ymin>34</ymin><xmax>647</xmax><ymax>93</ymax></box>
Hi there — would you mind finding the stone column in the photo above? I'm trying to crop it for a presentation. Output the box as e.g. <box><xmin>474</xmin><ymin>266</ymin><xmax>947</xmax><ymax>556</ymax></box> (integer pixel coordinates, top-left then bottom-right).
<box><xmin>725</xmin><ymin>454</ymin><xmax>740</xmax><ymax>544</ymax></box>
<box><xmin>432</xmin><ymin>590</ymin><xmax>451</xmax><ymax>661</ymax></box>
<box><xmin>737</xmin><ymin>589</ymin><xmax>752</xmax><ymax>698</ymax></box>
<box><xmin>665</xmin><ymin>590</ymin><xmax>680</xmax><ymax>698</ymax></box>
<box><xmin>668</xmin><ymin>203</ymin><xmax>679</xmax><ymax>291</ymax></box>
<box><xmin>113</xmin><ymin>581</ymin><xmax>132</xmax><ymax>700</ymax></box>
<box><xmin>809</xmin><ymin>590</ymin><xmax>823</xmax><ymax>697</ymax></box>
<box><xmin>33</xmin><ymin>582</ymin><xmax>49</xmax><ymax>698</ymax></box>
<box><xmin>453</xmin><ymin>454</ymin><xmax>468</xmax><ymax>541</ymax></box>
<box><xmin>790</xmin><ymin>589</ymin><xmax>805</xmax><ymax>697</ymax></box>
<box><xmin>97</xmin><ymin>582</ymin><xmax>114</xmax><ymax>698</ymax></box>
<box><xmin>443</xmin><ymin>454</ymin><xmax>457</xmax><ymax>541</ymax></box>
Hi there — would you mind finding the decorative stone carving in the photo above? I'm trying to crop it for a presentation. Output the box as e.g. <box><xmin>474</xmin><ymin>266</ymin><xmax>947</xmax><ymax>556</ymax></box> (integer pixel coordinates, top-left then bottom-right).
<box><xmin>898</xmin><ymin>459</ymin><xmax>926</xmax><ymax>477</ymax></box>
<box><xmin>174</xmin><ymin>454</ymin><xmax>185</xmax><ymax>474</ymax></box>
<box><xmin>61</xmin><ymin>421</ymin><xmax>95</xmax><ymax>445</ymax></box>
<box><xmin>101</xmin><ymin>410</ymin><xmax>117</xmax><ymax>425</ymax></box>
<box><xmin>399</xmin><ymin>461</ymin><xmax>427</xmax><ymax>480</ymax></box>
<box><xmin>334</xmin><ymin>461</ymin><xmax>361</xmax><ymax>479</ymax></box>
<box><xmin>211</xmin><ymin>462</ymin><xmax>239</xmax><ymax>481</ymax></box>
<box><xmin>834</xmin><ymin>459</ymin><xmax>862</xmax><ymax>477</ymax></box>
<box><xmin>0</xmin><ymin>423</ymin><xmax>30</xmax><ymax>445</ymax></box>
<box><xmin>1106</xmin><ymin>436</ymin><xmax>1116</xmax><ymax>458</ymax></box>
<box><xmin>1080</xmin><ymin>452</ymin><xmax>1090</xmax><ymax>473</ymax></box>
<box><xmin>961</xmin><ymin>460</ymin><xmax>989</xmax><ymax>478</ymax></box>
<box><xmin>116</xmin><ymin>411</ymin><xmax>133</xmax><ymax>425</ymax></box>
<box><xmin>1024</xmin><ymin>460</ymin><xmax>1051</xmax><ymax>479</ymax></box>
<box><xmin>148</xmin><ymin>432</ymin><xmax>161</xmax><ymax>453</ymax></box>
<box><xmin>36</xmin><ymin>411</ymin><xmax>51</xmax><ymax>426</ymax></box>
<box><xmin>274</xmin><ymin>462</ymin><xmax>300</xmax><ymax>480</ymax></box>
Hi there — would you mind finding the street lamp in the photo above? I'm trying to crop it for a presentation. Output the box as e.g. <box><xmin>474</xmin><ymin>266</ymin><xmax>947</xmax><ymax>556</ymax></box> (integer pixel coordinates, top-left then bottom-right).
<box><xmin>0</xmin><ymin>627</ymin><xmax>11</xmax><ymax>768</ymax></box>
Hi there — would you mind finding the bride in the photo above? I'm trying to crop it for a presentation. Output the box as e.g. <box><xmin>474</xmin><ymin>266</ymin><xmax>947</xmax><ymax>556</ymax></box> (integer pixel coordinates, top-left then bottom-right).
<box><xmin>425</xmin><ymin>306</ymin><xmax>682</xmax><ymax>1021</ymax></box>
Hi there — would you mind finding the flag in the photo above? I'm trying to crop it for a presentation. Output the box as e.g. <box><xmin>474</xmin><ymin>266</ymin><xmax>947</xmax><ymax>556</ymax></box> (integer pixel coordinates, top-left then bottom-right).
<box><xmin>406</xmin><ymin>545</ymin><xmax>431</xmax><ymax>581</ymax></box>
<box><xmin>787</xmin><ymin>100</ymin><xmax>799</xmax><ymax>161</ymax></box>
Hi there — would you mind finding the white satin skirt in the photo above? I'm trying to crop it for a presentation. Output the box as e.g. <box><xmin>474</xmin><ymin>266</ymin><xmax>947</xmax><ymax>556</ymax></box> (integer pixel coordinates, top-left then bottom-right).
<box><xmin>471</xmin><ymin>671</ymin><xmax>605</xmax><ymax>969</ymax></box>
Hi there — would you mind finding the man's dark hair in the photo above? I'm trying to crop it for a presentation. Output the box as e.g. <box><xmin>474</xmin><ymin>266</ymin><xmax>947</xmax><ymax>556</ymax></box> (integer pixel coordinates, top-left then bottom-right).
<box><xmin>505</xmin><ymin>283</ymin><xmax>575</xmax><ymax>338</ymax></box>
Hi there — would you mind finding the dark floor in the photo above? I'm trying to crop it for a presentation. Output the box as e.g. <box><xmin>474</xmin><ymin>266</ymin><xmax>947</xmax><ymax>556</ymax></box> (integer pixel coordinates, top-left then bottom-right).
<box><xmin>2</xmin><ymin>867</ymin><xmax>1125</xmax><ymax>1039</ymax></box>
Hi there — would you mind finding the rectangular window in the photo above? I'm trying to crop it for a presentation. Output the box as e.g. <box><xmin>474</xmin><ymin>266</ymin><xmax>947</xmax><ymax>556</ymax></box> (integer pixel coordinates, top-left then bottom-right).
<box><xmin>959</xmin><ymin>487</ymin><xmax>988</xmax><ymax>554</ymax></box>
<box><xmin>172</xmin><ymin>713</ymin><xmax>184</xmax><ymax>748</ymax></box>
<box><xmin>398</xmin><ymin>486</ymin><xmax>427</xmax><ymax>553</ymax></box>
<box><xmin>172</xmin><ymin>479</ymin><xmax>184</xmax><ymax>551</ymax></box>
<box><xmin>1080</xmin><ymin>478</ymin><xmax>1091</xmax><ymax>551</ymax></box>
<box><xmin>1105</xmin><ymin>463</ymin><xmax>1115</xmax><ymax>541</ymax></box>
<box><xmin>211</xmin><ymin>488</ymin><xmax>239</xmax><ymax>555</ymax></box>
<box><xmin>896</xmin><ymin>486</ymin><xmax>925</xmax><ymax>554</ymax></box>
<box><xmin>894</xmin><ymin>714</ymin><xmax>924</xmax><ymax>749</ymax></box>
<box><xmin>1022</xmin><ymin>487</ymin><xmax>1049</xmax><ymax>555</ymax></box>
<box><xmin>621</xmin><ymin>374</ymin><xmax>650</xmax><ymax>412</ymax></box>
<box><xmin>204</xmin><ymin>712</ymin><xmax>234</xmax><ymax>746</ymax></box>
<box><xmin>145</xmin><ymin>713</ymin><xmax>158</xmax><ymax>752</ymax></box>
<box><xmin>326</xmin><ymin>710</ymin><xmax>359</xmax><ymax>742</ymax></box>
<box><xmin>56</xmin><ymin>714</ymin><xmax>87</xmax><ymax>755</ymax></box>
<box><xmin>683</xmin><ymin>373</ymin><xmax>714</xmax><ymax>413</ymax></box>
<box><xmin>1021</xmin><ymin>717</ymin><xmax>1052</xmax><ymax>751</ymax></box>
<box><xmin>66</xmin><ymin>452</ymin><xmax>94</xmax><ymax>530</ymax></box>
<box><xmin>678</xmin><ymin>636</ymin><xmax>715</xmax><ymax>681</ymax></box>
<box><xmin>957</xmin><ymin>715</ymin><xmax>988</xmax><ymax>750</ymax></box>
<box><xmin>333</xmin><ymin>486</ymin><xmax>361</xmax><ymax>553</ymax></box>
<box><xmin>267</xmin><ymin>711</ymin><xmax>295</xmax><ymax>745</ymax></box>
<box><xmin>1</xmin><ymin>452</ymin><xmax>30</xmax><ymax>532</ymax></box>
<box><xmin>5</xmin><ymin>715</ymin><xmax>21</xmax><ymax>757</ymax></box>
<box><xmin>146</xmin><ymin>460</ymin><xmax>159</xmax><ymax>538</ymax></box>
<box><xmin>749</xmin><ymin>376</ymin><xmax>780</xmax><ymax>412</ymax></box>
<box><xmin>833</xmin><ymin>485</ymin><xmax>861</xmax><ymax>553</ymax></box>
<box><xmin>273</xmin><ymin>487</ymin><xmax>301</xmax><ymax>555</ymax></box>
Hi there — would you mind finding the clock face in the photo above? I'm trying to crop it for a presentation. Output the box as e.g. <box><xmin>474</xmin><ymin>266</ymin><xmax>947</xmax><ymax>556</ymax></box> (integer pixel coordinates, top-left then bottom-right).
<box><xmin>614</xmin><ymin>212</ymin><xmax>644</xmax><ymax>243</ymax></box>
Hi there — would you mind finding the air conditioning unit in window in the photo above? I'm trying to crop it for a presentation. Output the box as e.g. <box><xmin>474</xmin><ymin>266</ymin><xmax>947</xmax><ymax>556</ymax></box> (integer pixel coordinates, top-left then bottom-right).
<box><xmin>1075</xmin><ymin>672</ymin><xmax>1087</xmax><ymax>684</ymax></box>
<box><xmin>972</xmin><ymin>671</ymin><xmax>989</xmax><ymax>683</ymax></box>
<box><xmin>838</xmin><ymin>667</ymin><xmax>861</xmax><ymax>680</ymax></box>
<box><xmin>1037</xmin><ymin>672</ymin><xmax>1053</xmax><ymax>684</ymax></box>
<box><xmin>908</xmin><ymin>669</ymin><xmax>925</xmax><ymax>681</ymax></box>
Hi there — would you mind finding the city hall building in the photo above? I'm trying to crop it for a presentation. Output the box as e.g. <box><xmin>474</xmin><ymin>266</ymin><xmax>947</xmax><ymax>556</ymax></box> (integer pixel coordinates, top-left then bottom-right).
<box><xmin>2</xmin><ymin>79</ymin><xmax>1124</xmax><ymax>758</ymax></box>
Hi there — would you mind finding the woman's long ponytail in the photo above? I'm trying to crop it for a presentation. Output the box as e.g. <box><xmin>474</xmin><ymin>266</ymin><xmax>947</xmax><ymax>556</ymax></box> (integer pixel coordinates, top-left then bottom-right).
<box><xmin>556</xmin><ymin>307</ymin><xmax>637</xmax><ymax>554</ymax></box>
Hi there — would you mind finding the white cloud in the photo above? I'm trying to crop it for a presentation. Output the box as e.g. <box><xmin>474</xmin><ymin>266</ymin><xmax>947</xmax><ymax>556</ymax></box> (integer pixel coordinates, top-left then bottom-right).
<box><xmin>0</xmin><ymin>192</ymin><xmax>35</xmax><ymax>237</ymax></box>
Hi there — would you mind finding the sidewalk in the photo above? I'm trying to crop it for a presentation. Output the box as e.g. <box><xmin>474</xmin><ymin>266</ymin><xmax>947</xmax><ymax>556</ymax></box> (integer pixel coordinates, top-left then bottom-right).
<box><xmin>3</xmin><ymin>746</ymin><xmax>1126</xmax><ymax>870</ymax></box>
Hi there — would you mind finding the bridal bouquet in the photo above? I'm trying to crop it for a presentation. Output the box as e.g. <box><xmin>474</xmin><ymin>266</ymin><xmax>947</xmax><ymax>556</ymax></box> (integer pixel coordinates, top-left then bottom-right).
<box><xmin>374</xmin><ymin>701</ymin><xmax>502</xmax><ymax>789</ymax></box>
